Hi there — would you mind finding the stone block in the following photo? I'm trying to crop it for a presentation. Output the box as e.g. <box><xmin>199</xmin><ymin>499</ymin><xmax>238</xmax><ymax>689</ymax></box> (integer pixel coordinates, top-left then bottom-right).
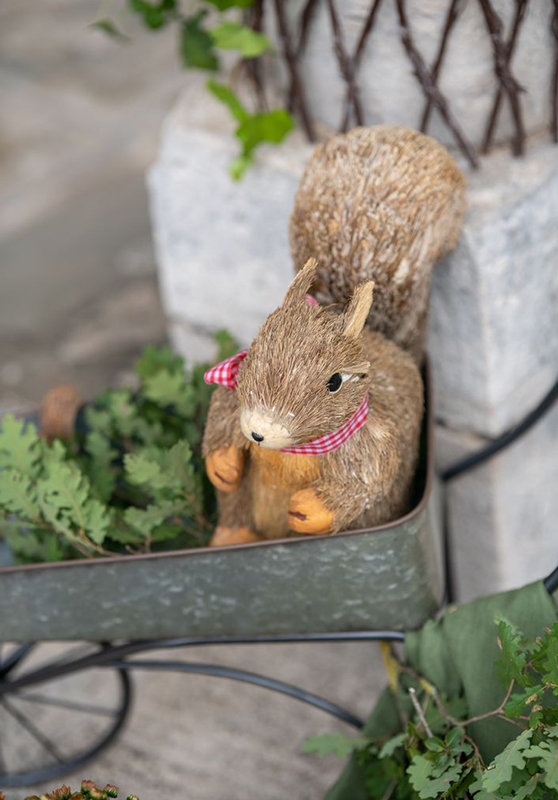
<box><xmin>435</xmin><ymin>396</ymin><xmax>558</xmax><ymax>602</ymax></box>
<box><xmin>147</xmin><ymin>81</ymin><xmax>314</xmax><ymax>348</ymax></box>
<box><xmin>429</xmin><ymin>142</ymin><xmax>558</xmax><ymax>436</ymax></box>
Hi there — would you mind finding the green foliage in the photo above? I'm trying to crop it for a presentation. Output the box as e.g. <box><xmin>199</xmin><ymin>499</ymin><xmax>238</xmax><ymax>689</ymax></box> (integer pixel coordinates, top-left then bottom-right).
<box><xmin>89</xmin><ymin>19</ymin><xmax>131</xmax><ymax>42</ymax></box>
<box><xmin>210</xmin><ymin>21</ymin><xmax>270</xmax><ymax>57</ymax></box>
<box><xmin>92</xmin><ymin>1</ymin><xmax>293</xmax><ymax>178</ymax></box>
<box><xmin>303</xmin><ymin>621</ymin><xmax>558</xmax><ymax>799</ymax></box>
<box><xmin>128</xmin><ymin>0</ymin><xmax>177</xmax><ymax>29</ymax></box>
<box><xmin>208</xmin><ymin>80</ymin><xmax>294</xmax><ymax>179</ymax></box>
<box><xmin>204</xmin><ymin>0</ymin><xmax>254</xmax><ymax>9</ymax></box>
<box><xmin>0</xmin><ymin>334</ymin><xmax>237</xmax><ymax>563</ymax></box>
<box><xmin>180</xmin><ymin>11</ymin><xmax>219</xmax><ymax>70</ymax></box>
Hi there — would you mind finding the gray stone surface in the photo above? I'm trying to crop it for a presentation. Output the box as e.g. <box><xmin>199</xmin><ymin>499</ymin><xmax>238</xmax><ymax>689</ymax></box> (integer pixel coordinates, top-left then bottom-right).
<box><xmin>435</xmin><ymin>396</ymin><xmax>558</xmax><ymax>602</ymax></box>
<box><xmin>148</xmin><ymin>80</ymin><xmax>314</xmax><ymax>348</ymax></box>
<box><xmin>429</xmin><ymin>140</ymin><xmax>558</xmax><ymax>436</ymax></box>
<box><xmin>0</xmin><ymin>0</ymin><xmax>180</xmax><ymax>414</ymax></box>
<box><xmin>1</xmin><ymin>639</ymin><xmax>386</xmax><ymax>800</ymax></box>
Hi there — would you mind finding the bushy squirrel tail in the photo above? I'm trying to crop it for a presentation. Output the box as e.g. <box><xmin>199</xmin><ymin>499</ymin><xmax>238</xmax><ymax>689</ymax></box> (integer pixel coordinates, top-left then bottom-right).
<box><xmin>289</xmin><ymin>125</ymin><xmax>466</xmax><ymax>363</ymax></box>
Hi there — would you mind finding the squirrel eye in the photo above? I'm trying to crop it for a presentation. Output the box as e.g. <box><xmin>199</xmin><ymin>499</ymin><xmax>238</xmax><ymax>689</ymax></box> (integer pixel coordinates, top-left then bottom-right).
<box><xmin>326</xmin><ymin>373</ymin><xmax>343</xmax><ymax>393</ymax></box>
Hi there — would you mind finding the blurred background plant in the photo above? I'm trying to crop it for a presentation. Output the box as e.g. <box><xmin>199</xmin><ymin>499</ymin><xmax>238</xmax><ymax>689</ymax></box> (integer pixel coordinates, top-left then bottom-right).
<box><xmin>93</xmin><ymin>0</ymin><xmax>293</xmax><ymax>178</ymax></box>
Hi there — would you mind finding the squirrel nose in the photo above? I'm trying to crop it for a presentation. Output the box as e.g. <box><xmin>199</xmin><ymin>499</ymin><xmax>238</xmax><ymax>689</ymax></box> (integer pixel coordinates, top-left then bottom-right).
<box><xmin>251</xmin><ymin>431</ymin><xmax>264</xmax><ymax>442</ymax></box>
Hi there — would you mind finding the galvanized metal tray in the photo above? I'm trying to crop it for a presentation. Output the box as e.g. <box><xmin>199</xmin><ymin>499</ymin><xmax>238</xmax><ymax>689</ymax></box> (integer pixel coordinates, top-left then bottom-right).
<box><xmin>0</xmin><ymin>372</ymin><xmax>443</xmax><ymax>642</ymax></box>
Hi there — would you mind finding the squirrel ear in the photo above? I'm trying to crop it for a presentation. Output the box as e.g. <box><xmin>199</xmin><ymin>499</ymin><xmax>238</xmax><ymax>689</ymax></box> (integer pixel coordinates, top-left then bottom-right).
<box><xmin>283</xmin><ymin>257</ymin><xmax>319</xmax><ymax>307</ymax></box>
<box><xmin>342</xmin><ymin>281</ymin><xmax>374</xmax><ymax>339</ymax></box>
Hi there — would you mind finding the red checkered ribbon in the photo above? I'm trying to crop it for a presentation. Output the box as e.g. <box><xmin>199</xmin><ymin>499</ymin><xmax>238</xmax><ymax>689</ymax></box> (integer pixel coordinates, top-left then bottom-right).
<box><xmin>204</xmin><ymin>349</ymin><xmax>249</xmax><ymax>389</ymax></box>
<box><xmin>204</xmin><ymin>350</ymin><xmax>369</xmax><ymax>454</ymax></box>
<box><xmin>281</xmin><ymin>393</ymin><xmax>369</xmax><ymax>454</ymax></box>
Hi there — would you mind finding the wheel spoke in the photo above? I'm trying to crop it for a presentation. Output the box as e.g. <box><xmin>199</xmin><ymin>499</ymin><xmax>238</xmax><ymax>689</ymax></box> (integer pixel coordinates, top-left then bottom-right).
<box><xmin>0</xmin><ymin>643</ymin><xmax>35</xmax><ymax>678</ymax></box>
<box><xmin>15</xmin><ymin>692</ymin><xmax>119</xmax><ymax>718</ymax></box>
<box><xmin>1</xmin><ymin>697</ymin><xmax>65</xmax><ymax>764</ymax></box>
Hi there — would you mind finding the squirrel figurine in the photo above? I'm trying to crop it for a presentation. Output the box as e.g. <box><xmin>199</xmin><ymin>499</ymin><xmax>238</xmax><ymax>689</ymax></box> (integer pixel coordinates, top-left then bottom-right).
<box><xmin>203</xmin><ymin>125</ymin><xmax>466</xmax><ymax>546</ymax></box>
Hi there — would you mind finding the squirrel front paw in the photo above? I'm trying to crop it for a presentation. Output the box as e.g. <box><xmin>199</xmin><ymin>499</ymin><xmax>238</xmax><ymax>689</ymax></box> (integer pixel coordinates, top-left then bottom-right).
<box><xmin>287</xmin><ymin>489</ymin><xmax>335</xmax><ymax>535</ymax></box>
<box><xmin>205</xmin><ymin>445</ymin><xmax>245</xmax><ymax>493</ymax></box>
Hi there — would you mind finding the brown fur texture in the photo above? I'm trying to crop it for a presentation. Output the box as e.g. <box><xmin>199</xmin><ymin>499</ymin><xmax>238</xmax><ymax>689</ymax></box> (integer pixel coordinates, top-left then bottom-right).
<box><xmin>290</xmin><ymin>125</ymin><xmax>466</xmax><ymax>363</ymax></box>
<box><xmin>203</xmin><ymin>125</ymin><xmax>465</xmax><ymax>541</ymax></box>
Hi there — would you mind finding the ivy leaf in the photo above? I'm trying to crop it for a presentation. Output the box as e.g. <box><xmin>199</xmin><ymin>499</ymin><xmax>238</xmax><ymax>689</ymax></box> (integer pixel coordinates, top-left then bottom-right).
<box><xmin>89</xmin><ymin>19</ymin><xmax>131</xmax><ymax>42</ymax></box>
<box><xmin>495</xmin><ymin>618</ymin><xmax>528</xmax><ymax>687</ymax></box>
<box><xmin>482</xmin><ymin>728</ymin><xmax>533</xmax><ymax>792</ymax></box>
<box><xmin>210</xmin><ymin>22</ymin><xmax>270</xmax><ymax>58</ymax></box>
<box><xmin>207</xmin><ymin>81</ymin><xmax>294</xmax><ymax>179</ymax></box>
<box><xmin>230</xmin><ymin>153</ymin><xmax>253</xmax><ymax>180</ymax></box>
<box><xmin>204</xmin><ymin>0</ymin><xmax>254</xmax><ymax>9</ymax></box>
<box><xmin>301</xmin><ymin>732</ymin><xmax>366</xmax><ymax>759</ymax></box>
<box><xmin>128</xmin><ymin>0</ymin><xmax>176</xmax><ymax>29</ymax></box>
<box><xmin>207</xmin><ymin>80</ymin><xmax>248</xmax><ymax>124</ymax></box>
<box><xmin>180</xmin><ymin>12</ymin><xmax>219</xmax><ymax>71</ymax></box>
<box><xmin>236</xmin><ymin>109</ymin><xmax>294</xmax><ymax>152</ymax></box>
<box><xmin>0</xmin><ymin>414</ymin><xmax>40</xmax><ymax>476</ymax></box>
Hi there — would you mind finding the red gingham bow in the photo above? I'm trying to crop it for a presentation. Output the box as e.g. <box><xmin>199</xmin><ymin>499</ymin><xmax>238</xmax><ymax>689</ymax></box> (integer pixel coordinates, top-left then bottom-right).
<box><xmin>204</xmin><ymin>349</ymin><xmax>249</xmax><ymax>389</ymax></box>
<box><xmin>204</xmin><ymin>351</ymin><xmax>369</xmax><ymax>454</ymax></box>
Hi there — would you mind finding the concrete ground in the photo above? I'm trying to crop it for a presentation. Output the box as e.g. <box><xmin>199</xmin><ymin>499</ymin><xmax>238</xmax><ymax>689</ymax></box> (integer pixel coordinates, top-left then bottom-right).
<box><xmin>0</xmin><ymin>3</ymin><xmax>386</xmax><ymax>798</ymax></box>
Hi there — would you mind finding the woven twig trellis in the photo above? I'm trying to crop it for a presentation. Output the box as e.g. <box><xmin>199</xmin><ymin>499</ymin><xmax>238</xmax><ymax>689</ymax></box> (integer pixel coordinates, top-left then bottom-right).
<box><xmin>243</xmin><ymin>0</ymin><xmax>557</xmax><ymax>169</ymax></box>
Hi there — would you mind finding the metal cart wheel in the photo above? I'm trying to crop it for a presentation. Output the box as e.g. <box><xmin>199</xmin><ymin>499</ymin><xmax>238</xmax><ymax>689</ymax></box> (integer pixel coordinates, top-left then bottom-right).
<box><xmin>0</xmin><ymin>642</ymin><xmax>132</xmax><ymax>789</ymax></box>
